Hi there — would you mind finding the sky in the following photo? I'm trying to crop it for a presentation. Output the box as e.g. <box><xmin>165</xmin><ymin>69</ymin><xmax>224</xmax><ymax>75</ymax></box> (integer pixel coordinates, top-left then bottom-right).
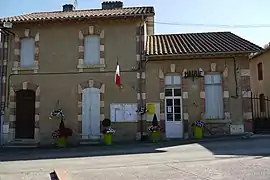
<box><xmin>1</xmin><ymin>0</ymin><xmax>270</xmax><ymax>47</ymax></box>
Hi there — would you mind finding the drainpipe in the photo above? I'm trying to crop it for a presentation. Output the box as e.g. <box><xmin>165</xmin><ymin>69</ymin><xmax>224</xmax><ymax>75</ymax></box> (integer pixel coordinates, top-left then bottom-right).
<box><xmin>0</xmin><ymin>31</ymin><xmax>4</xmax><ymax>145</ymax></box>
<box><xmin>138</xmin><ymin>16</ymin><xmax>146</xmax><ymax>141</ymax></box>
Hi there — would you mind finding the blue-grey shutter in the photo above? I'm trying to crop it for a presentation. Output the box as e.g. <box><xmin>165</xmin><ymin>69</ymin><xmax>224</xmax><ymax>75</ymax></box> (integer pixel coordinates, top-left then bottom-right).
<box><xmin>204</xmin><ymin>74</ymin><xmax>224</xmax><ymax>119</ymax></box>
<box><xmin>20</xmin><ymin>38</ymin><xmax>35</xmax><ymax>67</ymax></box>
<box><xmin>84</xmin><ymin>36</ymin><xmax>100</xmax><ymax>65</ymax></box>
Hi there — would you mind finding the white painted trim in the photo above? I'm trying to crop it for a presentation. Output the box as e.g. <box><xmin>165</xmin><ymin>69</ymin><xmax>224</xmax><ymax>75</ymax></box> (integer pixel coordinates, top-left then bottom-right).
<box><xmin>142</xmin><ymin>93</ymin><xmax>146</xmax><ymax>100</ymax></box>
<box><xmin>24</xmin><ymin>29</ymin><xmax>30</xmax><ymax>37</ymax></box>
<box><xmin>88</xmin><ymin>26</ymin><xmax>94</xmax><ymax>34</ymax></box>
<box><xmin>137</xmin><ymin>72</ymin><xmax>140</xmax><ymax>79</ymax></box>
<box><xmin>224</xmin><ymin>112</ymin><xmax>231</xmax><ymax>120</ymax></box>
<box><xmin>77</xmin><ymin>115</ymin><xmax>82</xmax><ymax>122</ymax></box>
<box><xmin>211</xmin><ymin>63</ymin><xmax>216</xmax><ymax>71</ymax></box>
<box><xmin>243</xmin><ymin>112</ymin><xmax>252</xmax><ymax>120</ymax></box>
<box><xmin>200</xmin><ymin>91</ymin><xmax>205</xmax><ymax>99</ymax></box>
<box><xmin>170</xmin><ymin>64</ymin><xmax>176</xmax><ymax>72</ymax></box>
<box><xmin>78</xmin><ymin>46</ymin><xmax>84</xmax><ymax>53</ymax></box>
<box><xmin>160</xmin><ymin>92</ymin><xmax>165</xmax><ymax>100</ymax></box>
<box><xmin>14</xmin><ymin>49</ymin><xmax>20</xmax><ymax>56</ymax></box>
<box><xmin>137</xmin><ymin>93</ymin><xmax>140</xmax><ymax>100</ymax></box>
<box><xmin>223</xmin><ymin>91</ymin><xmax>229</xmax><ymax>98</ymax></box>
<box><xmin>78</xmin><ymin>31</ymin><xmax>84</xmax><ymax>40</ymax></box>
<box><xmin>136</xmin><ymin>54</ymin><xmax>140</xmax><ymax>61</ymax></box>
<box><xmin>100</xmin><ymin>30</ymin><xmax>105</xmax><ymax>38</ymax></box>
<box><xmin>183</xmin><ymin>92</ymin><xmax>188</xmax><ymax>99</ymax></box>
<box><xmin>141</xmin><ymin>72</ymin><xmax>146</xmax><ymax>79</ymax></box>
<box><xmin>159</xmin><ymin>69</ymin><xmax>164</xmax><ymax>79</ymax></box>
<box><xmin>100</xmin><ymin>84</ymin><xmax>105</xmax><ymax>93</ymax></box>
<box><xmin>100</xmin><ymin>114</ymin><xmax>105</xmax><ymax>122</ymax></box>
<box><xmin>183</xmin><ymin>113</ymin><xmax>189</xmax><ymax>120</ymax></box>
<box><xmin>242</xmin><ymin>91</ymin><xmax>251</xmax><ymax>98</ymax></box>
<box><xmin>240</xmin><ymin>69</ymin><xmax>250</xmax><ymax>77</ymax></box>
<box><xmin>88</xmin><ymin>79</ymin><xmax>94</xmax><ymax>88</ymax></box>
<box><xmin>100</xmin><ymin>45</ymin><xmax>104</xmax><ymax>51</ymax></box>
<box><xmin>35</xmin><ymin>32</ymin><xmax>40</xmax><ymax>41</ymax></box>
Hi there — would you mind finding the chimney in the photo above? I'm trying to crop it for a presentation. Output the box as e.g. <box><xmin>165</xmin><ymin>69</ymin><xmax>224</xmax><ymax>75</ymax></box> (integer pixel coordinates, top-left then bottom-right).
<box><xmin>102</xmin><ymin>1</ymin><xmax>123</xmax><ymax>10</ymax></box>
<box><xmin>62</xmin><ymin>4</ymin><xmax>74</xmax><ymax>12</ymax></box>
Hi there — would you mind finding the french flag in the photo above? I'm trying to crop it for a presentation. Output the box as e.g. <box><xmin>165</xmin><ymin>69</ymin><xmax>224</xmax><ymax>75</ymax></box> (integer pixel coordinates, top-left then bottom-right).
<box><xmin>115</xmin><ymin>61</ymin><xmax>121</xmax><ymax>88</ymax></box>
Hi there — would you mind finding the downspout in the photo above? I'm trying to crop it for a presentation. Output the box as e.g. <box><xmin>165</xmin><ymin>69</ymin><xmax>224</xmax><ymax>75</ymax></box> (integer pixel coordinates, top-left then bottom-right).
<box><xmin>0</xmin><ymin>32</ymin><xmax>4</xmax><ymax>145</ymax></box>
<box><xmin>231</xmin><ymin>57</ymin><xmax>239</xmax><ymax>99</ymax></box>
<box><xmin>138</xmin><ymin>15</ymin><xmax>146</xmax><ymax>140</ymax></box>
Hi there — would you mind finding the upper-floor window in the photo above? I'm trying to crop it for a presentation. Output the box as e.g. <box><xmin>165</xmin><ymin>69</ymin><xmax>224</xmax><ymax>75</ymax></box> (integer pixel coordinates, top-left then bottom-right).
<box><xmin>257</xmin><ymin>62</ymin><xmax>263</xmax><ymax>81</ymax></box>
<box><xmin>204</xmin><ymin>74</ymin><xmax>224</xmax><ymax>119</ymax></box>
<box><xmin>84</xmin><ymin>35</ymin><xmax>100</xmax><ymax>65</ymax></box>
<box><xmin>20</xmin><ymin>38</ymin><xmax>35</xmax><ymax>67</ymax></box>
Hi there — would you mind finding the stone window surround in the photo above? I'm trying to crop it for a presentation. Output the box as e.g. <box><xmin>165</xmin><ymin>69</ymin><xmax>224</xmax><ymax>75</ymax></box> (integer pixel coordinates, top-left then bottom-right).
<box><xmin>8</xmin><ymin>82</ymin><xmax>40</xmax><ymax>143</ymax></box>
<box><xmin>77</xmin><ymin>79</ymin><xmax>105</xmax><ymax>138</ymax></box>
<box><xmin>77</xmin><ymin>25</ymin><xmax>105</xmax><ymax>72</ymax></box>
<box><xmin>13</xmin><ymin>29</ymin><xmax>40</xmax><ymax>74</ymax></box>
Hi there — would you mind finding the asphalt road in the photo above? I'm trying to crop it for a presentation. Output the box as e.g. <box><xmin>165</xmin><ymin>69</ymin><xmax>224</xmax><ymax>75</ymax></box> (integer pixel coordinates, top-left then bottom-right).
<box><xmin>0</xmin><ymin>138</ymin><xmax>270</xmax><ymax>180</ymax></box>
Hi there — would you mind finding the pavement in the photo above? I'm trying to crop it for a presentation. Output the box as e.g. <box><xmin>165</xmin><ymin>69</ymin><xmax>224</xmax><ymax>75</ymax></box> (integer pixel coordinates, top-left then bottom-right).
<box><xmin>0</xmin><ymin>137</ymin><xmax>270</xmax><ymax>179</ymax></box>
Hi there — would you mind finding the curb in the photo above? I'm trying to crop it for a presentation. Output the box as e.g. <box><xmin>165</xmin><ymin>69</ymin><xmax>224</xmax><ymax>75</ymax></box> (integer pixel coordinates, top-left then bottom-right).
<box><xmin>0</xmin><ymin>134</ymin><xmax>268</xmax><ymax>154</ymax></box>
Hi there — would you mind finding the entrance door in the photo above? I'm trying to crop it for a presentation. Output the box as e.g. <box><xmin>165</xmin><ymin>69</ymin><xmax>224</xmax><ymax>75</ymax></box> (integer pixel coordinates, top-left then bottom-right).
<box><xmin>82</xmin><ymin>87</ymin><xmax>100</xmax><ymax>139</ymax></box>
<box><xmin>165</xmin><ymin>88</ymin><xmax>183</xmax><ymax>138</ymax></box>
<box><xmin>15</xmin><ymin>90</ymin><xmax>35</xmax><ymax>139</ymax></box>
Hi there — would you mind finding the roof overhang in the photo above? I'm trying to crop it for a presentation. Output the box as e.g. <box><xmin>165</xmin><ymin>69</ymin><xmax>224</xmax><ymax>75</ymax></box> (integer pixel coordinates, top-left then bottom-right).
<box><xmin>145</xmin><ymin>51</ymin><xmax>253</xmax><ymax>61</ymax></box>
<box><xmin>0</xmin><ymin>13</ymin><xmax>155</xmax><ymax>24</ymax></box>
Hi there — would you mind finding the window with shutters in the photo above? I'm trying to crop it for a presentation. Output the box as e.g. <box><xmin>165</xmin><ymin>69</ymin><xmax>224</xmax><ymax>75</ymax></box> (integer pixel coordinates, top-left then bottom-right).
<box><xmin>20</xmin><ymin>38</ymin><xmax>35</xmax><ymax>67</ymax></box>
<box><xmin>204</xmin><ymin>74</ymin><xmax>224</xmax><ymax>119</ymax></box>
<box><xmin>84</xmin><ymin>35</ymin><xmax>100</xmax><ymax>65</ymax></box>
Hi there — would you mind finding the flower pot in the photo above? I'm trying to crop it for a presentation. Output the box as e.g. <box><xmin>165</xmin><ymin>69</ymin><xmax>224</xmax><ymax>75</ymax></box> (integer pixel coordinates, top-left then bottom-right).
<box><xmin>56</xmin><ymin>136</ymin><xmax>67</xmax><ymax>147</ymax></box>
<box><xmin>151</xmin><ymin>131</ymin><xmax>161</xmax><ymax>142</ymax></box>
<box><xmin>104</xmin><ymin>133</ymin><xmax>112</xmax><ymax>145</ymax></box>
<box><xmin>194</xmin><ymin>126</ymin><xmax>203</xmax><ymax>139</ymax></box>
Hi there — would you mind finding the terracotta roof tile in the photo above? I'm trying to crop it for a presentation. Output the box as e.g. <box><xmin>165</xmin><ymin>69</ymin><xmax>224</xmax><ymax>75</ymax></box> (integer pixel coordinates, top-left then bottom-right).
<box><xmin>0</xmin><ymin>6</ymin><xmax>154</xmax><ymax>23</ymax></box>
<box><xmin>146</xmin><ymin>32</ymin><xmax>263</xmax><ymax>56</ymax></box>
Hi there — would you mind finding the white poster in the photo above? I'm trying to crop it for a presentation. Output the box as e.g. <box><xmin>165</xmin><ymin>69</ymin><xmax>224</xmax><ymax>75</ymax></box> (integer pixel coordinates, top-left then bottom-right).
<box><xmin>110</xmin><ymin>103</ymin><xmax>138</xmax><ymax>122</ymax></box>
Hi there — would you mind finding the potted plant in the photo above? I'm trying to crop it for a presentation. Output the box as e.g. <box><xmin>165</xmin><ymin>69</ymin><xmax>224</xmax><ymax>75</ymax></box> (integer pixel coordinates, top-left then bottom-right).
<box><xmin>191</xmin><ymin>120</ymin><xmax>204</xmax><ymax>139</ymax></box>
<box><xmin>148</xmin><ymin>114</ymin><xmax>162</xmax><ymax>142</ymax></box>
<box><xmin>50</xmin><ymin>108</ymin><xmax>73</xmax><ymax>147</ymax></box>
<box><xmin>102</xmin><ymin>118</ymin><xmax>116</xmax><ymax>145</ymax></box>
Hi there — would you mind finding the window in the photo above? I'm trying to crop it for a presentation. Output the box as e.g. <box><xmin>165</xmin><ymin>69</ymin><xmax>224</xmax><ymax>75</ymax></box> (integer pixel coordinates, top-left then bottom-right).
<box><xmin>257</xmin><ymin>62</ymin><xmax>263</xmax><ymax>80</ymax></box>
<box><xmin>204</xmin><ymin>74</ymin><xmax>224</xmax><ymax>119</ymax></box>
<box><xmin>20</xmin><ymin>38</ymin><xmax>35</xmax><ymax>67</ymax></box>
<box><xmin>84</xmin><ymin>35</ymin><xmax>100</xmax><ymax>65</ymax></box>
<box><xmin>259</xmin><ymin>94</ymin><xmax>266</xmax><ymax>112</ymax></box>
<box><xmin>165</xmin><ymin>75</ymin><xmax>182</xmax><ymax>122</ymax></box>
<box><xmin>165</xmin><ymin>75</ymin><xmax>181</xmax><ymax>86</ymax></box>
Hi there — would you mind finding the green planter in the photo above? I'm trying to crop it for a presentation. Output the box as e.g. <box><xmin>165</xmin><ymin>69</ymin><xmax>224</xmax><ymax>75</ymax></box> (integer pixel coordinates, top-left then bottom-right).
<box><xmin>104</xmin><ymin>134</ymin><xmax>112</xmax><ymax>145</ymax></box>
<box><xmin>151</xmin><ymin>131</ymin><xmax>161</xmax><ymax>142</ymax></box>
<box><xmin>194</xmin><ymin>126</ymin><xmax>203</xmax><ymax>139</ymax></box>
<box><xmin>56</xmin><ymin>137</ymin><xmax>67</xmax><ymax>147</ymax></box>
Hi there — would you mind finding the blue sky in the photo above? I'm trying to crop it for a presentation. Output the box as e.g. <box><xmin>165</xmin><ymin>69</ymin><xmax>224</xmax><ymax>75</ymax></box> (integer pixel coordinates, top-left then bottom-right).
<box><xmin>1</xmin><ymin>0</ymin><xmax>270</xmax><ymax>47</ymax></box>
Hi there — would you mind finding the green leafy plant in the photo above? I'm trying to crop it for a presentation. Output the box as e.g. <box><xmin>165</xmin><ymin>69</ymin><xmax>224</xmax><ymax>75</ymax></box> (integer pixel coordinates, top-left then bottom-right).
<box><xmin>102</xmin><ymin>118</ymin><xmax>115</xmax><ymax>134</ymax></box>
<box><xmin>148</xmin><ymin>114</ymin><xmax>162</xmax><ymax>132</ymax></box>
<box><xmin>152</xmin><ymin>114</ymin><xmax>159</xmax><ymax>126</ymax></box>
<box><xmin>102</xmin><ymin>118</ymin><xmax>111</xmax><ymax>127</ymax></box>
